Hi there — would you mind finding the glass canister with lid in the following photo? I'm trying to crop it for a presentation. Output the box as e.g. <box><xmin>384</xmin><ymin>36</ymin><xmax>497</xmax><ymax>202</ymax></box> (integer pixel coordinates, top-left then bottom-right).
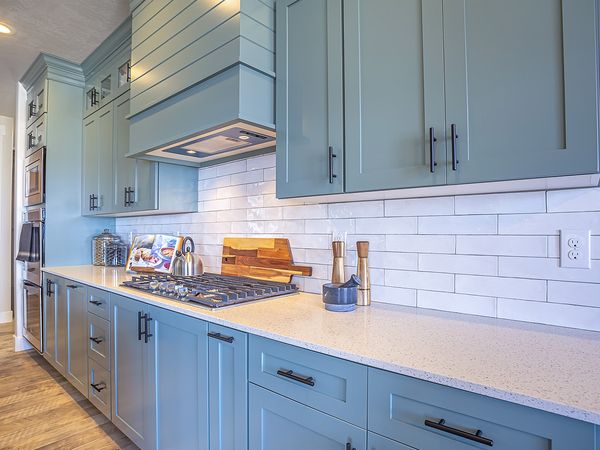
<box><xmin>92</xmin><ymin>229</ymin><xmax>128</xmax><ymax>266</ymax></box>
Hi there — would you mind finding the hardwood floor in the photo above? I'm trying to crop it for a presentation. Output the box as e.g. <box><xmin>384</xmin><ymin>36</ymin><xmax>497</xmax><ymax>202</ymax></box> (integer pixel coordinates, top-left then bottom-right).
<box><xmin>0</xmin><ymin>323</ymin><xmax>136</xmax><ymax>449</ymax></box>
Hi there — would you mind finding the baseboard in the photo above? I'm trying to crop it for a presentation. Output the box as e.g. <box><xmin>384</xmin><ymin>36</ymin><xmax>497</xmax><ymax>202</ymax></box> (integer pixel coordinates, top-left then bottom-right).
<box><xmin>0</xmin><ymin>310</ymin><xmax>13</xmax><ymax>324</ymax></box>
<box><xmin>13</xmin><ymin>335</ymin><xmax>33</xmax><ymax>352</ymax></box>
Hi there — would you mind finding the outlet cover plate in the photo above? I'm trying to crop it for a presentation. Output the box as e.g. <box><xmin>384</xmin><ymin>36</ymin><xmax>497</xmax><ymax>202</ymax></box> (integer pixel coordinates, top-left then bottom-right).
<box><xmin>560</xmin><ymin>229</ymin><xmax>591</xmax><ymax>269</ymax></box>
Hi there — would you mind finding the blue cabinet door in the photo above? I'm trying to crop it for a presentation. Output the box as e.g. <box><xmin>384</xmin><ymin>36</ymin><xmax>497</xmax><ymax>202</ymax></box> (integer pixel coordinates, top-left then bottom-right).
<box><xmin>111</xmin><ymin>294</ymin><xmax>155</xmax><ymax>449</ymax></box>
<box><xmin>444</xmin><ymin>0</ymin><xmax>599</xmax><ymax>184</ymax></box>
<box><xmin>208</xmin><ymin>324</ymin><xmax>247</xmax><ymax>450</ymax></box>
<box><xmin>82</xmin><ymin>113</ymin><xmax>99</xmax><ymax>215</ymax></box>
<box><xmin>54</xmin><ymin>277</ymin><xmax>68</xmax><ymax>376</ymax></box>
<box><xmin>368</xmin><ymin>433</ymin><xmax>414</xmax><ymax>450</ymax></box>
<box><xmin>42</xmin><ymin>274</ymin><xmax>57</xmax><ymax>365</ymax></box>
<box><xmin>344</xmin><ymin>0</ymin><xmax>447</xmax><ymax>192</ymax></box>
<box><xmin>148</xmin><ymin>305</ymin><xmax>209</xmax><ymax>450</ymax></box>
<box><xmin>276</xmin><ymin>0</ymin><xmax>345</xmax><ymax>198</ymax></box>
<box><xmin>65</xmin><ymin>282</ymin><xmax>88</xmax><ymax>396</ymax></box>
<box><xmin>249</xmin><ymin>384</ymin><xmax>366</xmax><ymax>450</ymax></box>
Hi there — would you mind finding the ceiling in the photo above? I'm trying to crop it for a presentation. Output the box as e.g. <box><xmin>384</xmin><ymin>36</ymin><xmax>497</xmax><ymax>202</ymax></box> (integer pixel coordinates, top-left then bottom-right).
<box><xmin>0</xmin><ymin>0</ymin><xmax>130</xmax><ymax>118</ymax></box>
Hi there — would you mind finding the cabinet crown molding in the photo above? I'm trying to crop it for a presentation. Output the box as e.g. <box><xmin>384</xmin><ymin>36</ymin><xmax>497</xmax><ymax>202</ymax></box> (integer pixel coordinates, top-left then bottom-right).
<box><xmin>20</xmin><ymin>53</ymin><xmax>85</xmax><ymax>90</ymax></box>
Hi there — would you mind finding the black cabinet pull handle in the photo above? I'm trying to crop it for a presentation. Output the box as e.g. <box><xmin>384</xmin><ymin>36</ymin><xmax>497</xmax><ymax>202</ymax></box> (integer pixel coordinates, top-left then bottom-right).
<box><xmin>276</xmin><ymin>368</ymin><xmax>315</xmax><ymax>386</ymax></box>
<box><xmin>208</xmin><ymin>331</ymin><xmax>234</xmax><ymax>343</ymax></box>
<box><xmin>90</xmin><ymin>194</ymin><xmax>98</xmax><ymax>211</ymax></box>
<box><xmin>89</xmin><ymin>336</ymin><xmax>104</xmax><ymax>344</ymax></box>
<box><xmin>328</xmin><ymin>146</ymin><xmax>337</xmax><ymax>184</ymax></box>
<box><xmin>137</xmin><ymin>311</ymin><xmax>143</xmax><ymax>341</ymax></box>
<box><xmin>141</xmin><ymin>313</ymin><xmax>153</xmax><ymax>343</ymax></box>
<box><xmin>124</xmin><ymin>187</ymin><xmax>130</xmax><ymax>207</ymax></box>
<box><xmin>91</xmin><ymin>382</ymin><xmax>106</xmax><ymax>392</ymax></box>
<box><xmin>89</xmin><ymin>300</ymin><xmax>103</xmax><ymax>306</ymax></box>
<box><xmin>91</xmin><ymin>88</ymin><xmax>98</xmax><ymax>106</ymax></box>
<box><xmin>429</xmin><ymin>127</ymin><xmax>438</xmax><ymax>173</ymax></box>
<box><xmin>46</xmin><ymin>279</ymin><xmax>55</xmax><ymax>296</ymax></box>
<box><xmin>451</xmin><ymin>124</ymin><xmax>459</xmax><ymax>171</ymax></box>
<box><xmin>425</xmin><ymin>418</ymin><xmax>493</xmax><ymax>447</ymax></box>
<box><xmin>126</xmin><ymin>62</ymin><xmax>131</xmax><ymax>82</ymax></box>
<box><xmin>66</xmin><ymin>284</ymin><xmax>79</xmax><ymax>289</ymax></box>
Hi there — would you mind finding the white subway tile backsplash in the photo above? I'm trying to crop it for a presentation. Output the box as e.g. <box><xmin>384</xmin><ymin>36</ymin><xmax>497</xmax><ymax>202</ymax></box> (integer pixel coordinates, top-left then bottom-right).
<box><xmin>371</xmin><ymin>285</ymin><xmax>417</xmax><ymax>307</ymax></box>
<box><xmin>498</xmin><ymin>212</ymin><xmax>600</xmax><ymax>235</ymax></box>
<box><xmin>216</xmin><ymin>159</ymin><xmax>247</xmax><ymax>176</ymax></box>
<box><xmin>497</xmin><ymin>298</ymin><xmax>600</xmax><ymax>332</ymax></box>
<box><xmin>116</xmin><ymin>154</ymin><xmax>600</xmax><ymax>332</ymax></box>
<box><xmin>418</xmin><ymin>291</ymin><xmax>497</xmax><ymax>317</ymax></box>
<box><xmin>370</xmin><ymin>252</ymin><xmax>418</xmax><ymax>270</ymax></box>
<box><xmin>356</xmin><ymin>217</ymin><xmax>417</xmax><ymax>235</ymax></box>
<box><xmin>456</xmin><ymin>275</ymin><xmax>546</xmax><ymax>301</ymax></box>
<box><xmin>283</xmin><ymin>204</ymin><xmax>328</xmax><ymax>220</ymax></box>
<box><xmin>385</xmin><ymin>196</ymin><xmax>454</xmax><ymax>216</ymax></box>
<box><xmin>418</xmin><ymin>215</ymin><xmax>497</xmax><ymax>235</ymax></box>
<box><xmin>547</xmin><ymin>187</ymin><xmax>600</xmax><ymax>212</ymax></box>
<box><xmin>230</xmin><ymin>169</ymin><xmax>263</xmax><ymax>186</ymax></box>
<box><xmin>455</xmin><ymin>191</ymin><xmax>546</xmax><ymax>215</ymax></box>
<box><xmin>456</xmin><ymin>235</ymin><xmax>547</xmax><ymax>257</ymax></box>
<box><xmin>386</xmin><ymin>270</ymin><xmax>454</xmax><ymax>292</ymax></box>
<box><xmin>305</xmin><ymin>219</ymin><xmax>355</xmax><ymax>234</ymax></box>
<box><xmin>386</xmin><ymin>235</ymin><xmax>455</xmax><ymax>254</ymax></box>
<box><xmin>547</xmin><ymin>281</ymin><xmax>600</xmax><ymax>308</ymax></box>
<box><xmin>418</xmin><ymin>254</ymin><xmax>498</xmax><ymax>276</ymax></box>
<box><xmin>328</xmin><ymin>201</ymin><xmax>384</xmax><ymax>218</ymax></box>
<box><xmin>499</xmin><ymin>257</ymin><xmax>600</xmax><ymax>283</ymax></box>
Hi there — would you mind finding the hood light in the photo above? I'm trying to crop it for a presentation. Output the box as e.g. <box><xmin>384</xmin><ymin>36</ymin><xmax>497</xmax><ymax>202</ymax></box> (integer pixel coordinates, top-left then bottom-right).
<box><xmin>186</xmin><ymin>150</ymin><xmax>197</xmax><ymax>155</ymax></box>
<box><xmin>238</xmin><ymin>135</ymin><xmax>250</xmax><ymax>140</ymax></box>
<box><xmin>0</xmin><ymin>23</ymin><xmax>13</xmax><ymax>34</ymax></box>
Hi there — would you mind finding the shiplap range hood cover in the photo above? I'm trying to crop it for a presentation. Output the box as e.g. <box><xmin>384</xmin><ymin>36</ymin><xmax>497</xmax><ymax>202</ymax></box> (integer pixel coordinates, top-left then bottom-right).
<box><xmin>126</xmin><ymin>0</ymin><xmax>276</xmax><ymax>167</ymax></box>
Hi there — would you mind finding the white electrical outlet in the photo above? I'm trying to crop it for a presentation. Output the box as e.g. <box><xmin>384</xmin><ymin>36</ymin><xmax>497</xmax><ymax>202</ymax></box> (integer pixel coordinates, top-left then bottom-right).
<box><xmin>560</xmin><ymin>230</ymin><xmax>591</xmax><ymax>269</ymax></box>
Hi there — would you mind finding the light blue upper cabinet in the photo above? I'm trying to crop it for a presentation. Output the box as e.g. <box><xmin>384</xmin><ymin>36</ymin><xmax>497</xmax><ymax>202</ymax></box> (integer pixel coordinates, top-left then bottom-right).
<box><xmin>148</xmin><ymin>305</ymin><xmax>209</xmax><ymax>450</ymax></box>
<box><xmin>344</xmin><ymin>0</ymin><xmax>447</xmax><ymax>192</ymax></box>
<box><xmin>208</xmin><ymin>324</ymin><xmax>248</xmax><ymax>450</ymax></box>
<box><xmin>444</xmin><ymin>0</ymin><xmax>599</xmax><ymax>184</ymax></box>
<box><xmin>276</xmin><ymin>0</ymin><xmax>345</xmax><ymax>198</ymax></box>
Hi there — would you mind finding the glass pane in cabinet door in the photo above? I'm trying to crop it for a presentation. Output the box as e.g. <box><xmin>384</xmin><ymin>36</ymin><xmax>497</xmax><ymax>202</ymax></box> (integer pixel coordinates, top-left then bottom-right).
<box><xmin>118</xmin><ymin>61</ymin><xmax>130</xmax><ymax>87</ymax></box>
<box><xmin>101</xmin><ymin>75</ymin><xmax>111</xmax><ymax>99</ymax></box>
<box><xmin>36</xmin><ymin>89</ymin><xmax>44</xmax><ymax>110</ymax></box>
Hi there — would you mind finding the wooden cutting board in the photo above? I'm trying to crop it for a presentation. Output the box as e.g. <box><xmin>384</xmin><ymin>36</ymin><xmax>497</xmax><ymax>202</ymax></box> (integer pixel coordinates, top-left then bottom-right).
<box><xmin>221</xmin><ymin>238</ymin><xmax>312</xmax><ymax>283</ymax></box>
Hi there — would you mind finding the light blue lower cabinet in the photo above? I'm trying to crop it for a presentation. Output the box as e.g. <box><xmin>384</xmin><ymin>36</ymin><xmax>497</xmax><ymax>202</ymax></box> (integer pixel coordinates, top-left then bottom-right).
<box><xmin>249</xmin><ymin>383</ymin><xmax>367</xmax><ymax>450</ymax></box>
<box><xmin>368</xmin><ymin>367</ymin><xmax>596</xmax><ymax>450</ymax></box>
<box><xmin>111</xmin><ymin>294</ymin><xmax>155</xmax><ymax>449</ymax></box>
<box><xmin>149</xmin><ymin>305</ymin><xmax>209</xmax><ymax>450</ymax></box>
<box><xmin>368</xmin><ymin>433</ymin><xmax>414</xmax><ymax>450</ymax></box>
<box><xmin>208</xmin><ymin>323</ymin><xmax>247</xmax><ymax>450</ymax></box>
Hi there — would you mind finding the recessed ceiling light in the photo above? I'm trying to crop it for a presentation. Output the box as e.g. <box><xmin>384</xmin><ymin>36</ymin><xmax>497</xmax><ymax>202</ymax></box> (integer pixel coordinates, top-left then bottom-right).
<box><xmin>0</xmin><ymin>22</ymin><xmax>13</xmax><ymax>34</ymax></box>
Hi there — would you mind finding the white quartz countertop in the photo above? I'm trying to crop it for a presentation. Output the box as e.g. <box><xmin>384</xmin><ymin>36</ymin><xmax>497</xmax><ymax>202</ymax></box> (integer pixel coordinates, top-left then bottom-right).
<box><xmin>43</xmin><ymin>265</ymin><xmax>600</xmax><ymax>425</ymax></box>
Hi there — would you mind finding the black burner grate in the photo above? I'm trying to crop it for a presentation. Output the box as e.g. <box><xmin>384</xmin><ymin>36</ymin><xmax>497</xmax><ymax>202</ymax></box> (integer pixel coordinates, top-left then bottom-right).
<box><xmin>121</xmin><ymin>273</ymin><xmax>298</xmax><ymax>308</ymax></box>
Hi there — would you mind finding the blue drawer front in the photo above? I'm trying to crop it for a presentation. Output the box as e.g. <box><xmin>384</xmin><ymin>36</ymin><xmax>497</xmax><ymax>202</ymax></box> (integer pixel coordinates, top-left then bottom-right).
<box><xmin>249</xmin><ymin>335</ymin><xmax>367</xmax><ymax>427</ymax></box>
<box><xmin>249</xmin><ymin>383</ymin><xmax>366</xmax><ymax>450</ymax></box>
<box><xmin>368</xmin><ymin>433</ymin><xmax>414</xmax><ymax>450</ymax></box>
<box><xmin>368</xmin><ymin>368</ymin><xmax>596</xmax><ymax>450</ymax></box>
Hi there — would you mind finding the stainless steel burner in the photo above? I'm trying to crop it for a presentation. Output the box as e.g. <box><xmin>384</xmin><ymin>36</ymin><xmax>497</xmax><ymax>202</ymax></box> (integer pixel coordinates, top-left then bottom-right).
<box><xmin>121</xmin><ymin>273</ymin><xmax>298</xmax><ymax>308</ymax></box>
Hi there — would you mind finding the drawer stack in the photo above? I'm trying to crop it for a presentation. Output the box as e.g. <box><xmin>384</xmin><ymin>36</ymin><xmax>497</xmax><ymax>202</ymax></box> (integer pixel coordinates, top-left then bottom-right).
<box><xmin>86</xmin><ymin>287</ymin><xmax>112</xmax><ymax>418</ymax></box>
<box><xmin>248</xmin><ymin>335</ymin><xmax>368</xmax><ymax>450</ymax></box>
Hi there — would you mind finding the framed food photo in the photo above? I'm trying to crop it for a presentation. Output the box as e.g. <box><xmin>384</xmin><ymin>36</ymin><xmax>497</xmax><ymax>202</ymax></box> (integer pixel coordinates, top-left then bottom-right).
<box><xmin>126</xmin><ymin>234</ymin><xmax>183</xmax><ymax>274</ymax></box>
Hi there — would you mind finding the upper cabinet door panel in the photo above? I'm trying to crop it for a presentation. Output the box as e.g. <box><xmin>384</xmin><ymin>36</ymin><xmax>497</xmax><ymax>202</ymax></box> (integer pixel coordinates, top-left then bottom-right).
<box><xmin>276</xmin><ymin>0</ymin><xmax>344</xmax><ymax>198</ymax></box>
<box><xmin>444</xmin><ymin>0</ymin><xmax>599</xmax><ymax>184</ymax></box>
<box><xmin>344</xmin><ymin>0</ymin><xmax>447</xmax><ymax>192</ymax></box>
<box><xmin>97</xmin><ymin>103</ymin><xmax>115</xmax><ymax>213</ymax></box>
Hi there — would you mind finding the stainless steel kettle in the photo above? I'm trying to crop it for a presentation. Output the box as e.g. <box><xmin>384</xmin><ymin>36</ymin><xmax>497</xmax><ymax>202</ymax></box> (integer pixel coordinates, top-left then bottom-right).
<box><xmin>172</xmin><ymin>236</ymin><xmax>203</xmax><ymax>276</ymax></box>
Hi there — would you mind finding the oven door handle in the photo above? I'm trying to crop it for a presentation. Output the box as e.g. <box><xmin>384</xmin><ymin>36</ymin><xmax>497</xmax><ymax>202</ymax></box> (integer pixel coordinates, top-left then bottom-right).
<box><xmin>23</xmin><ymin>280</ymin><xmax>39</xmax><ymax>288</ymax></box>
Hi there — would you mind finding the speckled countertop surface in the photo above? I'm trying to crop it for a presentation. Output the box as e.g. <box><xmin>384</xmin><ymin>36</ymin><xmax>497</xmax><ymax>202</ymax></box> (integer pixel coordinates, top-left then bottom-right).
<box><xmin>43</xmin><ymin>265</ymin><xmax>600</xmax><ymax>425</ymax></box>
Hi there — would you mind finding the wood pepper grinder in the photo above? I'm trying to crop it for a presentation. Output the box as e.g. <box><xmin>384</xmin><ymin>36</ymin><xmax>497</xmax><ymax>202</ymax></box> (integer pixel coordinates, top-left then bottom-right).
<box><xmin>331</xmin><ymin>241</ymin><xmax>346</xmax><ymax>284</ymax></box>
<box><xmin>356</xmin><ymin>241</ymin><xmax>371</xmax><ymax>306</ymax></box>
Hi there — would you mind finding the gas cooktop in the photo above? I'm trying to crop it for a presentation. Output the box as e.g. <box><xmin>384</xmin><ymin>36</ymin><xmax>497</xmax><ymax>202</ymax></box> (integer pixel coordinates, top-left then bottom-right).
<box><xmin>121</xmin><ymin>273</ymin><xmax>298</xmax><ymax>309</ymax></box>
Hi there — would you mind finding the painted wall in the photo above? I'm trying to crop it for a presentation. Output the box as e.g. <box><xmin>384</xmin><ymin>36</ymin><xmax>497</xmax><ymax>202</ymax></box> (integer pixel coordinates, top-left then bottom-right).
<box><xmin>116</xmin><ymin>153</ymin><xmax>600</xmax><ymax>332</ymax></box>
<box><xmin>0</xmin><ymin>115</ymin><xmax>13</xmax><ymax>323</ymax></box>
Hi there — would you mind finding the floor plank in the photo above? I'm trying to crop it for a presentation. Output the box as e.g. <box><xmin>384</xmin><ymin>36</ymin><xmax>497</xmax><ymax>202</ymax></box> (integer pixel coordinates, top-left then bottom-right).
<box><xmin>0</xmin><ymin>322</ymin><xmax>135</xmax><ymax>449</ymax></box>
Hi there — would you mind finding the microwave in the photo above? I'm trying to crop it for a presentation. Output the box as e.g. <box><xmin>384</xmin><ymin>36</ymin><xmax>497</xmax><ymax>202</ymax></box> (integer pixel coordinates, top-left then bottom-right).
<box><xmin>24</xmin><ymin>146</ymin><xmax>45</xmax><ymax>207</ymax></box>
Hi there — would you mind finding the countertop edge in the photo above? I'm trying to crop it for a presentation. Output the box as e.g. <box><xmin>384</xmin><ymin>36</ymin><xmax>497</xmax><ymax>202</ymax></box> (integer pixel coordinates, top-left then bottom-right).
<box><xmin>41</xmin><ymin>267</ymin><xmax>600</xmax><ymax>426</ymax></box>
